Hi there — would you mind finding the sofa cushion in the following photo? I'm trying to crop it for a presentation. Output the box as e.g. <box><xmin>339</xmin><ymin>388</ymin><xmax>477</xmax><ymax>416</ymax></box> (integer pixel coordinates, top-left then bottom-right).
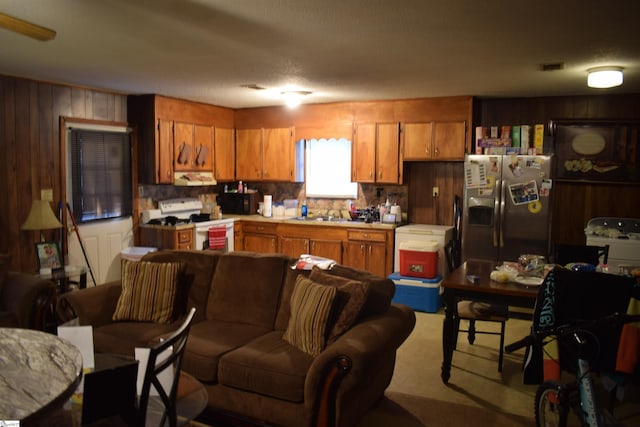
<box><xmin>113</xmin><ymin>259</ymin><xmax>183</xmax><ymax>323</ymax></box>
<box><xmin>184</xmin><ymin>319</ymin><xmax>271</xmax><ymax>382</ymax></box>
<box><xmin>309</xmin><ymin>266</ymin><xmax>370</xmax><ymax>344</ymax></box>
<box><xmin>218</xmin><ymin>331</ymin><xmax>312</xmax><ymax>402</ymax></box>
<box><xmin>93</xmin><ymin>321</ymin><xmax>182</xmax><ymax>356</ymax></box>
<box><xmin>282</xmin><ymin>276</ymin><xmax>336</xmax><ymax>357</ymax></box>
<box><xmin>207</xmin><ymin>252</ymin><xmax>289</xmax><ymax>329</ymax></box>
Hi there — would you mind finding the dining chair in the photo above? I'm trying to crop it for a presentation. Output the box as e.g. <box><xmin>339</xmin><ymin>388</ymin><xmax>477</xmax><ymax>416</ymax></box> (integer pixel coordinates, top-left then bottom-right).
<box><xmin>552</xmin><ymin>243</ymin><xmax>609</xmax><ymax>267</ymax></box>
<box><xmin>138</xmin><ymin>307</ymin><xmax>197</xmax><ymax>427</ymax></box>
<box><xmin>445</xmin><ymin>240</ymin><xmax>509</xmax><ymax>372</ymax></box>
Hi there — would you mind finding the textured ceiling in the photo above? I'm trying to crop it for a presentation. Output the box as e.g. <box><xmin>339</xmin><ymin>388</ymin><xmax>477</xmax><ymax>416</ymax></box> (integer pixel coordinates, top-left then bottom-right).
<box><xmin>1</xmin><ymin>0</ymin><xmax>639</xmax><ymax>108</ymax></box>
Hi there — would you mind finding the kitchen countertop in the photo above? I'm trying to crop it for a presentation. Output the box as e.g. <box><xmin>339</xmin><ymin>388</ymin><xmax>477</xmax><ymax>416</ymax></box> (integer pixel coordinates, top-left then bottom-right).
<box><xmin>227</xmin><ymin>214</ymin><xmax>399</xmax><ymax>229</ymax></box>
<box><xmin>139</xmin><ymin>223</ymin><xmax>195</xmax><ymax>230</ymax></box>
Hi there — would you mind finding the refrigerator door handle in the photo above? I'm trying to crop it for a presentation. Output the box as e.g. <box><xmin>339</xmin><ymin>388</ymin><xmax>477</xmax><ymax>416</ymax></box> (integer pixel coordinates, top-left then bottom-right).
<box><xmin>493</xmin><ymin>180</ymin><xmax>502</xmax><ymax>248</ymax></box>
<box><xmin>499</xmin><ymin>179</ymin><xmax>506</xmax><ymax>248</ymax></box>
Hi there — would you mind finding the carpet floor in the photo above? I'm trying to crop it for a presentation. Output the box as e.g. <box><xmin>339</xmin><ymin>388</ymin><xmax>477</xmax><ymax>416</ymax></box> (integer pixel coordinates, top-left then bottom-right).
<box><xmin>357</xmin><ymin>310</ymin><xmax>640</xmax><ymax>427</ymax></box>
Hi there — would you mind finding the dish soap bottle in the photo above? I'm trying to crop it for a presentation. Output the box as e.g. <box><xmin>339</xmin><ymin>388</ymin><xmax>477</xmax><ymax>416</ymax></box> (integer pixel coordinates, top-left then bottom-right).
<box><xmin>301</xmin><ymin>199</ymin><xmax>308</xmax><ymax>218</ymax></box>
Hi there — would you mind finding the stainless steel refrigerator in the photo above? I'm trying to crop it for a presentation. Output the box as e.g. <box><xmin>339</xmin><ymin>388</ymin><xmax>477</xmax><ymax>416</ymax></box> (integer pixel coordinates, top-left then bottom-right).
<box><xmin>461</xmin><ymin>154</ymin><xmax>554</xmax><ymax>262</ymax></box>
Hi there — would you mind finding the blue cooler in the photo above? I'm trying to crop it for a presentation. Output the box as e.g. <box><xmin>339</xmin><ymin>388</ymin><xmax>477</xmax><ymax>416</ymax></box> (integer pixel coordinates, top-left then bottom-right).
<box><xmin>389</xmin><ymin>272</ymin><xmax>442</xmax><ymax>313</ymax></box>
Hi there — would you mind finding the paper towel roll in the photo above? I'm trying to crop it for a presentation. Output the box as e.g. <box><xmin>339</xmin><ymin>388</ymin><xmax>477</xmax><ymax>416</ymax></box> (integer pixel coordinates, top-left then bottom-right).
<box><xmin>263</xmin><ymin>195</ymin><xmax>272</xmax><ymax>217</ymax></box>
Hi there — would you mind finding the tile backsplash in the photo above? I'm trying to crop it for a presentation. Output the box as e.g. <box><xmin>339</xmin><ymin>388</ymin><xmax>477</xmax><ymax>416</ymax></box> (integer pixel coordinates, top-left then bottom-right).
<box><xmin>138</xmin><ymin>182</ymin><xmax>407</xmax><ymax>216</ymax></box>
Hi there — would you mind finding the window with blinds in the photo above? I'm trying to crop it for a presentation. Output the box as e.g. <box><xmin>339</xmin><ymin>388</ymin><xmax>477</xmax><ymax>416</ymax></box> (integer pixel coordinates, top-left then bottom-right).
<box><xmin>69</xmin><ymin>129</ymin><xmax>133</xmax><ymax>223</ymax></box>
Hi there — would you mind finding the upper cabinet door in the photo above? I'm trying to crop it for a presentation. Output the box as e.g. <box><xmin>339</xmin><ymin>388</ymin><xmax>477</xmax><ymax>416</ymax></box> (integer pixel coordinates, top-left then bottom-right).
<box><xmin>214</xmin><ymin>127</ymin><xmax>235</xmax><ymax>181</ymax></box>
<box><xmin>173</xmin><ymin>122</ymin><xmax>194</xmax><ymax>172</ymax></box>
<box><xmin>352</xmin><ymin>123</ymin><xmax>376</xmax><ymax>182</ymax></box>
<box><xmin>263</xmin><ymin>127</ymin><xmax>293</xmax><ymax>181</ymax></box>
<box><xmin>156</xmin><ymin>119</ymin><xmax>174</xmax><ymax>183</ymax></box>
<box><xmin>403</xmin><ymin>122</ymin><xmax>433</xmax><ymax>160</ymax></box>
<box><xmin>433</xmin><ymin>121</ymin><xmax>466</xmax><ymax>160</ymax></box>
<box><xmin>193</xmin><ymin>124</ymin><xmax>213</xmax><ymax>171</ymax></box>
<box><xmin>236</xmin><ymin>128</ymin><xmax>263</xmax><ymax>180</ymax></box>
<box><xmin>376</xmin><ymin>123</ymin><xmax>400</xmax><ymax>183</ymax></box>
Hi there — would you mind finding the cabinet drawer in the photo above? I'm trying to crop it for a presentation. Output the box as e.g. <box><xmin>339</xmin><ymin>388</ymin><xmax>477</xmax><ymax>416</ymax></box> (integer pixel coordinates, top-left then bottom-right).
<box><xmin>347</xmin><ymin>230</ymin><xmax>386</xmax><ymax>242</ymax></box>
<box><xmin>243</xmin><ymin>222</ymin><xmax>278</xmax><ymax>235</ymax></box>
<box><xmin>177</xmin><ymin>229</ymin><xmax>193</xmax><ymax>244</ymax></box>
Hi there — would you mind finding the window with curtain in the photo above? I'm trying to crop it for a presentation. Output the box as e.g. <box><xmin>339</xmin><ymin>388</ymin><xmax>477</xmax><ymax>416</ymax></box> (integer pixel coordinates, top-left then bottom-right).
<box><xmin>69</xmin><ymin>128</ymin><xmax>133</xmax><ymax>223</ymax></box>
<box><xmin>305</xmin><ymin>137</ymin><xmax>357</xmax><ymax>198</ymax></box>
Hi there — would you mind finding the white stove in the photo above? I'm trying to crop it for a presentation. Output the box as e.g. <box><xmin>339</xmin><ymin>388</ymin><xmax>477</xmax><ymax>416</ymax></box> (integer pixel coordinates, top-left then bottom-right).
<box><xmin>142</xmin><ymin>198</ymin><xmax>235</xmax><ymax>251</ymax></box>
<box><xmin>585</xmin><ymin>217</ymin><xmax>640</xmax><ymax>274</ymax></box>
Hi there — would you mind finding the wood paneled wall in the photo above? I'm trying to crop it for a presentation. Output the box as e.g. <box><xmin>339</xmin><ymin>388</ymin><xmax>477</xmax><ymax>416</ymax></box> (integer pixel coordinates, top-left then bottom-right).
<box><xmin>1</xmin><ymin>75</ymin><xmax>128</xmax><ymax>271</ymax></box>
<box><xmin>476</xmin><ymin>94</ymin><xmax>640</xmax><ymax>244</ymax></box>
<box><xmin>2</xmin><ymin>72</ymin><xmax>639</xmax><ymax>271</ymax></box>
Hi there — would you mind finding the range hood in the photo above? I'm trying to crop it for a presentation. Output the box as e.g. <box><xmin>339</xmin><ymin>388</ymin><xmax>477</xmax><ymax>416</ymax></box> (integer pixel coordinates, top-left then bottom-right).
<box><xmin>174</xmin><ymin>172</ymin><xmax>217</xmax><ymax>186</ymax></box>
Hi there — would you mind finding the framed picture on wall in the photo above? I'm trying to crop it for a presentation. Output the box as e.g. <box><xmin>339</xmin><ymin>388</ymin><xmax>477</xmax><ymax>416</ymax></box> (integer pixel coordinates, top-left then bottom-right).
<box><xmin>551</xmin><ymin>119</ymin><xmax>640</xmax><ymax>183</ymax></box>
<box><xmin>35</xmin><ymin>242</ymin><xmax>63</xmax><ymax>271</ymax></box>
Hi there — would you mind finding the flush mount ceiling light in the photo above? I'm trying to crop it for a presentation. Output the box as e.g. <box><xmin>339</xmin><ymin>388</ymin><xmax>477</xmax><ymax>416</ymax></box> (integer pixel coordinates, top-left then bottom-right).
<box><xmin>587</xmin><ymin>66</ymin><xmax>623</xmax><ymax>89</ymax></box>
<box><xmin>281</xmin><ymin>90</ymin><xmax>312</xmax><ymax>108</ymax></box>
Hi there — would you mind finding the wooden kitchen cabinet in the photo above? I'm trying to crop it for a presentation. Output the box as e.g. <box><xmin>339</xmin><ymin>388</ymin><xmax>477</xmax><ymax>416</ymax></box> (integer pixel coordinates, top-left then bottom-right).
<box><xmin>173</xmin><ymin>122</ymin><xmax>213</xmax><ymax>172</ymax></box>
<box><xmin>402</xmin><ymin>121</ymin><xmax>466</xmax><ymax>161</ymax></box>
<box><xmin>236</xmin><ymin>127</ymin><xmax>297</xmax><ymax>182</ymax></box>
<box><xmin>242</xmin><ymin>221</ymin><xmax>278</xmax><ymax>253</ymax></box>
<box><xmin>352</xmin><ymin>123</ymin><xmax>401</xmax><ymax>184</ymax></box>
<box><xmin>156</xmin><ymin>119</ymin><xmax>175</xmax><ymax>183</ymax></box>
<box><xmin>343</xmin><ymin>229</ymin><xmax>392</xmax><ymax>277</ymax></box>
<box><xmin>128</xmin><ymin>95</ymin><xmax>234</xmax><ymax>184</ymax></box>
<box><xmin>139</xmin><ymin>225</ymin><xmax>194</xmax><ymax>250</ymax></box>
<box><xmin>214</xmin><ymin>127</ymin><xmax>235</xmax><ymax>181</ymax></box>
<box><xmin>236</xmin><ymin>128</ymin><xmax>263</xmax><ymax>180</ymax></box>
<box><xmin>278</xmin><ymin>224</ymin><xmax>344</xmax><ymax>262</ymax></box>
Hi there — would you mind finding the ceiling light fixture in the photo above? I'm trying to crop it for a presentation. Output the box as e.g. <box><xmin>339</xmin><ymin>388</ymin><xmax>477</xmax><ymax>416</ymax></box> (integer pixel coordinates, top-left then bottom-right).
<box><xmin>281</xmin><ymin>90</ymin><xmax>312</xmax><ymax>108</ymax></box>
<box><xmin>587</xmin><ymin>66</ymin><xmax>623</xmax><ymax>89</ymax></box>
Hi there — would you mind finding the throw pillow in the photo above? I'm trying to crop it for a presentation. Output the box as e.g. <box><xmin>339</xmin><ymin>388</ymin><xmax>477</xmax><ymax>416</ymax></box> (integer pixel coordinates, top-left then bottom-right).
<box><xmin>309</xmin><ymin>266</ymin><xmax>370</xmax><ymax>344</ymax></box>
<box><xmin>283</xmin><ymin>276</ymin><xmax>337</xmax><ymax>357</ymax></box>
<box><xmin>112</xmin><ymin>259</ymin><xmax>183</xmax><ymax>324</ymax></box>
<box><xmin>0</xmin><ymin>253</ymin><xmax>10</xmax><ymax>297</ymax></box>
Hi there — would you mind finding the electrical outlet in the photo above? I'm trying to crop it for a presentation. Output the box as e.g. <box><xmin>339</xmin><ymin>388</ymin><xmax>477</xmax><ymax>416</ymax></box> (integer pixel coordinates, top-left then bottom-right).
<box><xmin>432</xmin><ymin>186</ymin><xmax>439</xmax><ymax>197</ymax></box>
<box><xmin>41</xmin><ymin>188</ymin><xmax>53</xmax><ymax>201</ymax></box>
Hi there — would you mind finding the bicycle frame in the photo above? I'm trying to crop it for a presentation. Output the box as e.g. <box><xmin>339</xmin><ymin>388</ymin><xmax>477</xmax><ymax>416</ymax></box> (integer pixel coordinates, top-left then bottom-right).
<box><xmin>574</xmin><ymin>333</ymin><xmax>598</xmax><ymax>427</ymax></box>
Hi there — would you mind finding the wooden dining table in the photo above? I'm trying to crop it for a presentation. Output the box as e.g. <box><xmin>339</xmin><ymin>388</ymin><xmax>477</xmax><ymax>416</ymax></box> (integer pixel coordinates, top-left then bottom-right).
<box><xmin>440</xmin><ymin>258</ymin><xmax>541</xmax><ymax>384</ymax></box>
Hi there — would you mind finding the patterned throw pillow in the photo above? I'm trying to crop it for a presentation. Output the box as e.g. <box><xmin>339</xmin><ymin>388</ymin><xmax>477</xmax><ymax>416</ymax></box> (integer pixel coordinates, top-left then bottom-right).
<box><xmin>283</xmin><ymin>276</ymin><xmax>337</xmax><ymax>357</ymax></box>
<box><xmin>113</xmin><ymin>259</ymin><xmax>183</xmax><ymax>324</ymax></box>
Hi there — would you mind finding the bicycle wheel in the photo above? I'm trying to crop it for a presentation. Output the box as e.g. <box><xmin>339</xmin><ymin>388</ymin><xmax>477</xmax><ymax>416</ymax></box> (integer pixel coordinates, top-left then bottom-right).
<box><xmin>536</xmin><ymin>381</ymin><xmax>572</xmax><ymax>427</ymax></box>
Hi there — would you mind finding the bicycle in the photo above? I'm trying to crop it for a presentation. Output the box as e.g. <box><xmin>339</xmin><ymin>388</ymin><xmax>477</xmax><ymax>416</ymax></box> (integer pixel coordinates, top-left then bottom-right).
<box><xmin>505</xmin><ymin>312</ymin><xmax>640</xmax><ymax>427</ymax></box>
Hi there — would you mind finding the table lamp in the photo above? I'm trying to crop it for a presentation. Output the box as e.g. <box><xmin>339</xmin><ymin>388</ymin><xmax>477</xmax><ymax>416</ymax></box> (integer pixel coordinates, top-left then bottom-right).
<box><xmin>21</xmin><ymin>199</ymin><xmax>63</xmax><ymax>241</ymax></box>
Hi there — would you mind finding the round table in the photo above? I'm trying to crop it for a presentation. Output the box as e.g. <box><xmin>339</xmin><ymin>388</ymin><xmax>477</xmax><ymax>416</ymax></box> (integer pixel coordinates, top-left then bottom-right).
<box><xmin>0</xmin><ymin>328</ymin><xmax>83</xmax><ymax>422</ymax></box>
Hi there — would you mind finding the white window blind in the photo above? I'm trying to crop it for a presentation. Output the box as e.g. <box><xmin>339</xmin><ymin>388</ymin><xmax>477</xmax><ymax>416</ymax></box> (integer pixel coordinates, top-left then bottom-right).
<box><xmin>69</xmin><ymin>129</ymin><xmax>133</xmax><ymax>222</ymax></box>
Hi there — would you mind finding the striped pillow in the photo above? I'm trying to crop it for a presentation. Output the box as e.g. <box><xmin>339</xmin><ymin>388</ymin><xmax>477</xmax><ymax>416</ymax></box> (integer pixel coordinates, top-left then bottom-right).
<box><xmin>283</xmin><ymin>276</ymin><xmax>337</xmax><ymax>357</ymax></box>
<box><xmin>113</xmin><ymin>259</ymin><xmax>183</xmax><ymax>324</ymax></box>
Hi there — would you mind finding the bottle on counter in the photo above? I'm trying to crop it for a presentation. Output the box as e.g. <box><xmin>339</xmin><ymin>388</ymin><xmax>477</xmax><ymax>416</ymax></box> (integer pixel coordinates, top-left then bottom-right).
<box><xmin>301</xmin><ymin>199</ymin><xmax>308</xmax><ymax>218</ymax></box>
<box><xmin>224</xmin><ymin>184</ymin><xmax>228</xmax><ymax>193</ymax></box>
<box><xmin>238</xmin><ymin>181</ymin><xmax>243</xmax><ymax>193</ymax></box>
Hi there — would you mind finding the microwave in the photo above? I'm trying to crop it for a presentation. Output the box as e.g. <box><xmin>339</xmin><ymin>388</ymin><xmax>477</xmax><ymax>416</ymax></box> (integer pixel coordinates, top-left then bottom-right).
<box><xmin>217</xmin><ymin>192</ymin><xmax>260</xmax><ymax>215</ymax></box>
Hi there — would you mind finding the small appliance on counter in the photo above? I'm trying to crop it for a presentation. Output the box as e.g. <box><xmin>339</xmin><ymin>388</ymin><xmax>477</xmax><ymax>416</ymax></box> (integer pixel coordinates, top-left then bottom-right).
<box><xmin>217</xmin><ymin>191</ymin><xmax>260</xmax><ymax>215</ymax></box>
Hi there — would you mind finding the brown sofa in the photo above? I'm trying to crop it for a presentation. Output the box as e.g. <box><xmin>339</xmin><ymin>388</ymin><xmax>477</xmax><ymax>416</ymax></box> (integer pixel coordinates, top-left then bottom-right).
<box><xmin>57</xmin><ymin>250</ymin><xmax>416</xmax><ymax>427</ymax></box>
<box><xmin>0</xmin><ymin>254</ymin><xmax>56</xmax><ymax>330</ymax></box>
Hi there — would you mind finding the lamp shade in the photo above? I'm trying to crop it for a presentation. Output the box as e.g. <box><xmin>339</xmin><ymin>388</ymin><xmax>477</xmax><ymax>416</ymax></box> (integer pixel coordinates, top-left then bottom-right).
<box><xmin>21</xmin><ymin>200</ymin><xmax>62</xmax><ymax>230</ymax></box>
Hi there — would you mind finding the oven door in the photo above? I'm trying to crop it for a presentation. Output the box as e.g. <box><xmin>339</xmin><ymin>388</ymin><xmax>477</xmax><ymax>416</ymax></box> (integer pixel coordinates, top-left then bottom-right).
<box><xmin>194</xmin><ymin>220</ymin><xmax>235</xmax><ymax>251</ymax></box>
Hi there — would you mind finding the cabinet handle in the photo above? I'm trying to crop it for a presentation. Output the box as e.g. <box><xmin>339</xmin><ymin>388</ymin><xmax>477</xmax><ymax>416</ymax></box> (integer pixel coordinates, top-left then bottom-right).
<box><xmin>308</xmin><ymin>241</ymin><xmax>311</xmax><ymax>252</ymax></box>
